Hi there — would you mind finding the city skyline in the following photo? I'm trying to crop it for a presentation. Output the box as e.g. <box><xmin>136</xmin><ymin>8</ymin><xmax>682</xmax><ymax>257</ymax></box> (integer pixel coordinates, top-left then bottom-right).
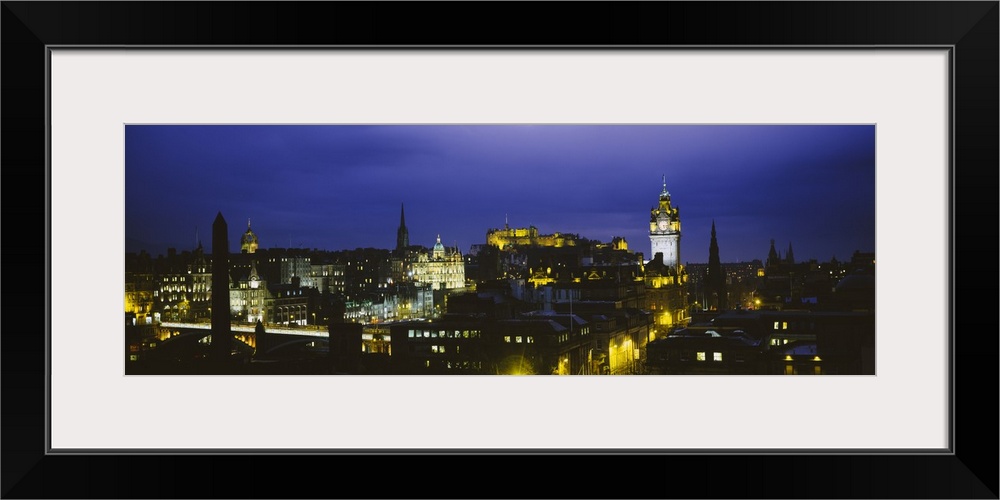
<box><xmin>125</xmin><ymin>124</ymin><xmax>876</xmax><ymax>263</ymax></box>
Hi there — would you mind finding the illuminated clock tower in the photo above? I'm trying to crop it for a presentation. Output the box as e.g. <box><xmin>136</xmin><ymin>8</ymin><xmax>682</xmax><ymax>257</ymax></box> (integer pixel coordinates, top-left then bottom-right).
<box><xmin>649</xmin><ymin>175</ymin><xmax>681</xmax><ymax>268</ymax></box>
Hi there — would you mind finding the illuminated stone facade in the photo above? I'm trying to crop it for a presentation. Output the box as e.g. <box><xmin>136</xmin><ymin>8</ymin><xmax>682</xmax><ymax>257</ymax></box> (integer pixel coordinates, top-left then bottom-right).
<box><xmin>188</xmin><ymin>243</ymin><xmax>212</xmax><ymax>320</ymax></box>
<box><xmin>124</xmin><ymin>280</ymin><xmax>155</xmax><ymax>324</ymax></box>
<box><xmin>240</xmin><ymin>218</ymin><xmax>258</xmax><ymax>254</ymax></box>
<box><xmin>644</xmin><ymin>176</ymin><xmax>689</xmax><ymax>334</ymax></box>
<box><xmin>649</xmin><ymin>176</ymin><xmax>681</xmax><ymax>268</ymax></box>
<box><xmin>644</xmin><ymin>252</ymin><xmax>689</xmax><ymax>332</ymax></box>
<box><xmin>487</xmin><ymin>223</ymin><xmax>580</xmax><ymax>250</ymax></box>
<box><xmin>230</xmin><ymin>259</ymin><xmax>266</xmax><ymax>323</ymax></box>
<box><xmin>411</xmin><ymin>235</ymin><xmax>466</xmax><ymax>291</ymax></box>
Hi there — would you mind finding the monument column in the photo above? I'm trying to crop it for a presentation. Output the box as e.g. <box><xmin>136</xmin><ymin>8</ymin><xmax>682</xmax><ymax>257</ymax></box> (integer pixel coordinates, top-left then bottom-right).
<box><xmin>212</xmin><ymin>212</ymin><xmax>232</xmax><ymax>360</ymax></box>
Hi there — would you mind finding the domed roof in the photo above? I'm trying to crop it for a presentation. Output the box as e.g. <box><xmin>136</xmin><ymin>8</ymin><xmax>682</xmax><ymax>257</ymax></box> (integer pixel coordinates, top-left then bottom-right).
<box><xmin>240</xmin><ymin>218</ymin><xmax>259</xmax><ymax>253</ymax></box>
<box><xmin>241</xmin><ymin>219</ymin><xmax>257</xmax><ymax>243</ymax></box>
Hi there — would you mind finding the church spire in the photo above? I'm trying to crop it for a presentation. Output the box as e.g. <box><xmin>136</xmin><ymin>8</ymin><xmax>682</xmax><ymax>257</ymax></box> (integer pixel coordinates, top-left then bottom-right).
<box><xmin>767</xmin><ymin>239</ymin><xmax>779</xmax><ymax>268</ymax></box>
<box><xmin>707</xmin><ymin>220</ymin><xmax>727</xmax><ymax>310</ymax></box>
<box><xmin>396</xmin><ymin>203</ymin><xmax>409</xmax><ymax>252</ymax></box>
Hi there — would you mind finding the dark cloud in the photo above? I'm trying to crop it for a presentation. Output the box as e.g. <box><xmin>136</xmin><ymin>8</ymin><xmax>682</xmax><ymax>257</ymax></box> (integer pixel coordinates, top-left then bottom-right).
<box><xmin>126</xmin><ymin>125</ymin><xmax>875</xmax><ymax>263</ymax></box>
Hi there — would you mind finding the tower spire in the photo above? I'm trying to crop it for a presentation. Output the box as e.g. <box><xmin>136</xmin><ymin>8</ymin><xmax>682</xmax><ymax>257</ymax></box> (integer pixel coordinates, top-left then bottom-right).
<box><xmin>707</xmin><ymin>220</ymin><xmax>726</xmax><ymax>310</ymax></box>
<box><xmin>396</xmin><ymin>202</ymin><xmax>410</xmax><ymax>252</ymax></box>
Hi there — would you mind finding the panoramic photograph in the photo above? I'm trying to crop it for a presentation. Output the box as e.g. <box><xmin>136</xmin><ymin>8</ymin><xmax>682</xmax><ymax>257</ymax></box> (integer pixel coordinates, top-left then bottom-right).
<box><xmin>124</xmin><ymin>124</ymin><xmax>876</xmax><ymax>375</ymax></box>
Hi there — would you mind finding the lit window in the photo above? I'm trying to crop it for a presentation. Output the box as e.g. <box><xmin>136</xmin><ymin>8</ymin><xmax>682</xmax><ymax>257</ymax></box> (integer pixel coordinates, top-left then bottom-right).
<box><xmin>713</xmin><ymin>352</ymin><xmax>722</xmax><ymax>362</ymax></box>
<box><xmin>526</xmin><ymin>336</ymin><xmax>534</xmax><ymax>343</ymax></box>
<box><xmin>515</xmin><ymin>336</ymin><xmax>522</xmax><ymax>343</ymax></box>
<box><xmin>504</xmin><ymin>336</ymin><xmax>511</xmax><ymax>343</ymax></box>
<box><xmin>774</xmin><ymin>322</ymin><xmax>780</xmax><ymax>330</ymax></box>
<box><xmin>782</xmin><ymin>322</ymin><xmax>788</xmax><ymax>330</ymax></box>
<box><xmin>696</xmin><ymin>352</ymin><xmax>706</xmax><ymax>361</ymax></box>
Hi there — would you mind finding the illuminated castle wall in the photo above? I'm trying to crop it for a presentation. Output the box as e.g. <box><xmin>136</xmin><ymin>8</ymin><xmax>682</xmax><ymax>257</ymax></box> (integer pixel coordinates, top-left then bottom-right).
<box><xmin>486</xmin><ymin>222</ymin><xmax>580</xmax><ymax>250</ymax></box>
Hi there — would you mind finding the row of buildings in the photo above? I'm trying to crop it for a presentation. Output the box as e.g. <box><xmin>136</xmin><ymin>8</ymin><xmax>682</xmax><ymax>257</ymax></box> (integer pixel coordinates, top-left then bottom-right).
<box><xmin>128</xmin><ymin>176</ymin><xmax>875</xmax><ymax>374</ymax></box>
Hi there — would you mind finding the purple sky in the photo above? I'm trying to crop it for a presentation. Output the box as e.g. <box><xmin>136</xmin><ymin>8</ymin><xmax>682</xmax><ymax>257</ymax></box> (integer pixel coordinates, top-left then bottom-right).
<box><xmin>125</xmin><ymin>125</ymin><xmax>875</xmax><ymax>264</ymax></box>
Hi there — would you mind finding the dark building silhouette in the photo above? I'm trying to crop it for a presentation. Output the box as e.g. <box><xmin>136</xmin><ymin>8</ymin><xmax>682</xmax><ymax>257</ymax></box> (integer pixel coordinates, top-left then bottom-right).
<box><xmin>253</xmin><ymin>319</ymin><xmax>267</xmax><ymax>357</ymax></box>
<box><xmin>705</xmin><ymin>221</ymin><xmax>728</xmax><ymax>310</ymax></box>
<box><xmin>396</xmin><ymin>203</ymin><xmax>409</xmax><ymax>252</ymax></box>
<box><xmin>211</xmin><ymin>212</ymin><xmax>232</xmax><ymax>360</ymax></box>
<box><xmin>645</xmin><ymin>326</ymin><xmax>766</xmax><ymax>375</ymax></box>
<box><xmin>767</xmin><ymin>239</ymin><xmax>781</xmax><ymax>269</ymax></box>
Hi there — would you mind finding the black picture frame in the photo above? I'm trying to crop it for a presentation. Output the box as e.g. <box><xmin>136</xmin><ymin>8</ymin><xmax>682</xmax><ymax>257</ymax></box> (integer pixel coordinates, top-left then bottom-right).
<box><xmin>3</xmin><ymin>2</ymin><xmax>997</xmax><ymax>498</ymax></box>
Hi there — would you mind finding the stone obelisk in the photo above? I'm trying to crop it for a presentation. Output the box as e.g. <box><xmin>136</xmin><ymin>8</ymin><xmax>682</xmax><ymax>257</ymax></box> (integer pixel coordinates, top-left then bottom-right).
<box><xmin>212</xmin><ymin>212</ymin><xmax>232</xmax><ymax>361</ymax></box>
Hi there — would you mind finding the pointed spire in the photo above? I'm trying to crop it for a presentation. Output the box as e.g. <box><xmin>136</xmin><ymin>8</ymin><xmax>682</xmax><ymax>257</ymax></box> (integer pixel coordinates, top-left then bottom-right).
<box><xmin>708</xmin><ymin>220</ymin><xmax>721</xmax><ymax>268</ymax></box>
<box><xmin>248</xmin><ymin>217</ymin><xmax>252</xmax><ymax>230</ymax></box>
<box><xmin>436</xmin><ymin>234</ymin><xmax>441</xmax><ymax>244</ymax></box>
<box><xmin>767</xmin><ymin>238</ymin><xmax>779</xmax><ymax>267</ymax></box>
<box><xmin>707</xmin><ymin>220</ymin><xmax>726</xmax><ymax>310</ymax></box>
<box><xmin>396</xmin><ymin>203</ymin><xmax>410</xmax><ymax>252</ymax></box>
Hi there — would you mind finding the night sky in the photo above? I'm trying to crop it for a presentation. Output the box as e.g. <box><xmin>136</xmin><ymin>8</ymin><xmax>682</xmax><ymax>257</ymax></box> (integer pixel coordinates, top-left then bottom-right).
<box><xmin>125</xmin><ymin>125</ymin><xmax>875</xmax><ymax>264</ymax></box>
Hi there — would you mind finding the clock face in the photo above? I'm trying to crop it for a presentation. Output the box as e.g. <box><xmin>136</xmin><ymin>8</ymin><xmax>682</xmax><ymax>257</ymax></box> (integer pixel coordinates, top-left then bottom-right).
<box><xmin>657</xmin><ymin>220</ymin><xmax>669</xmax><ymax>231</ymax></box>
